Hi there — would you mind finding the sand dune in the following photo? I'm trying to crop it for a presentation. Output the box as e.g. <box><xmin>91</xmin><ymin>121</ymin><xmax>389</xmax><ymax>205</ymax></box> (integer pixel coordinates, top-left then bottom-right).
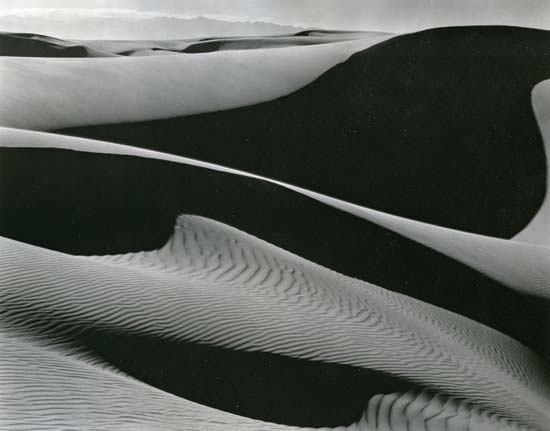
<box><xmin>3</xmin><ymin>125</ymin><xmax>547</xmax><ymax>303</ymax></box>
<box><xmin>0</xmin><ymin>33</ymin><xmax>393</xmax><ymax>131</ymax></box>
<box><xmin>181</xmin><ymin>34</ymin><xmax>381</xmax><ymax>53</ymax></box>
<box><xmin>96</xmin><ymin>32</ymin><xmax>379</xmax><ymax>55</ymax></box>
<box><xmin>0</xmin><ymin>31</ymin><xmax>375</xmax><ymax>58</ymax></box>
<box><xmin>0</xmin><ymin>32</ymin><xmax>118</xmax><ymax>57</ymax></box>
<box><xmin>69</xmin><ymin>37</ymin><xmax>197</xmax><ymax>55</ymax></box>
<box><xmin>62</xmin><ymin>26</ymin><xmax>550</xmax><ymax>240</ymax></box>
<box><xmin>1</xmin><ymin>216</ymin><xmax>548</xmax><ymax>430</ymax></box>
<box><xmin>0</xmin><ymin>334</ymin><xmax>286</xmax><ymax>431</ymax></box>
<box><xmin>5</xmin><ymin>134</ymin><xmax>548</xmax><ymax>363</ymax></box>
<box><xmin>1</xmin><ymin>24</ymin><xmax>549</xmax><ymax>431</ymax></box>
<box><xmin>0</xmin><ymin>335</ymin><xmax>525</xmax><ymax>431</ymax></box>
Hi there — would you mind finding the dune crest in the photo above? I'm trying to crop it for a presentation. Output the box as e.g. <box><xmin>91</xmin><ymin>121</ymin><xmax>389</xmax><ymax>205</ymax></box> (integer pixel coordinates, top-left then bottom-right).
<box><xmin>2</xmin><ymin>125</ymin><xmax>548</xmax><ymax>302</ymax></box>
<box><xmin>1</xmin><ymin>215</ymin><xmax>549</xmax><ymax>429</ymax></box>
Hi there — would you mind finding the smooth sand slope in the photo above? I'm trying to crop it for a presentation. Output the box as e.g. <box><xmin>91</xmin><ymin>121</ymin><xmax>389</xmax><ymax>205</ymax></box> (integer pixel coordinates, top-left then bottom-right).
<box><xmin>62</xmin><ymin>26</ymin><xmax>550</xmax><ymax>240</ymax></box>
<box><xmin>0</xmin><ymin>32</ymin><xmax>393</xmax><ymax>130</ymax></box>
<box><xmin>1</xmin><ymin>215</ymin><xmax>548</xmax><ymax>430</ymax></box>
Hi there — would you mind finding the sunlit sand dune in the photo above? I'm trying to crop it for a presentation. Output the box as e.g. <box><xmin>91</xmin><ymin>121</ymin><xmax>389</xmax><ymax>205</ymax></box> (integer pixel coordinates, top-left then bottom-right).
<box><xmin>1</xmin><ymin>334</ymin><xmax>528</xmax><ymax>431</ymax></box>
<box><xmin>60</xmin><ymin>26</ymin><xmax>550</xmax><ymax>241</ymax></box>
<box><xmin>2</xmin><ymin>125</ymin><xmax>548</xmax><ymax>302</ymax></box>
<box><xmin>1</xmin><ymin>23</ymin><xmax>549</xmax><ymax>431</ymax></box>
<box><xmin>1</xmin><ymin>215</ymin><xmax>548</xmax><ymax>430</ymax></box>
<box><xmin>0</xmin><ymin>33</ymin><xmax>393</xmax><ymax>130</ymax></box>
<box><xmin>0</xmin><ymin>32</ymin><xmax>119</xmax><ymax>57</ymax></box>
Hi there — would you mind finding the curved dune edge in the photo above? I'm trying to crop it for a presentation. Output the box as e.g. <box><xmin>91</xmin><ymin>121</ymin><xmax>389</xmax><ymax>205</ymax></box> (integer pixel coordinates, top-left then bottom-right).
<box><xmin>1</xmin><ymin>125</ymin><xmax>548</xmax><ymax>301</ymax></box>
<box><xmin>0</xmin><ymin>335</ymin><xmax>527</xmax><ymax>431</ymax></box>
<box><xmin>0</xmin><ymin>34</ymin><xmax>393</xmax><ymax>131</ymax></box>
<box><xmin>514</xmin><ymin>80</ymin><xmax>550</xmax><ymax>246</ymax></box>
<box><xmin>1</xmin><ymin>215</ymin><xmax>548</xmax><ymax>429</ymax></box>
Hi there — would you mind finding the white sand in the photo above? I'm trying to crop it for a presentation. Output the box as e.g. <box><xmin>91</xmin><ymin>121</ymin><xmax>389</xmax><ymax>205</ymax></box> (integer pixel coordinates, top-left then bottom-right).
<box><xmin>0</xmin><ymin>217</ymin><xmax>546</xmax><ymax>430</ymax></box>
<box><xmin>0</xmin><ymin>34</ymin><xmax>393</xmax><ymax>131</ymax></box>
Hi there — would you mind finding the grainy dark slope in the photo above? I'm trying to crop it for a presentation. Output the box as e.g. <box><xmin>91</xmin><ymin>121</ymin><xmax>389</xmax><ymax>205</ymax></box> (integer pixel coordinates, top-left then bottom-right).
<box><xmin>1</xmin><ymin>147</ymin><xmax>548</xmax><ymax>360</ymax></box>
<box><xmin>61</xmin><ymin>26</ymin><xmax>550</xmax><ymax>238</ymax></box>
<box><xmin>0</xmin><ymin>32</ymin><xmax>105</xmax><ymax>57</ymax></box>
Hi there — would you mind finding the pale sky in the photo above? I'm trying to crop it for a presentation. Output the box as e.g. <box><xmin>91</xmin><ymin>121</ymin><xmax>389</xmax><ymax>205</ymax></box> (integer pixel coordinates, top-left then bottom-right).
<box><xmin>1</xmin><ymin>0</ymin><xmax>549</xmax><ymax>33</ymax></box>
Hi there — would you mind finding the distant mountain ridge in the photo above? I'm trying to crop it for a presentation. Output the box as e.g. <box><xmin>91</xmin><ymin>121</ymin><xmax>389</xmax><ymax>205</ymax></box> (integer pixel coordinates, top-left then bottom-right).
<box><xmin>0</xmin><ymin>12</ymin><xmax>304</xmax><ymax>40</ymax></box>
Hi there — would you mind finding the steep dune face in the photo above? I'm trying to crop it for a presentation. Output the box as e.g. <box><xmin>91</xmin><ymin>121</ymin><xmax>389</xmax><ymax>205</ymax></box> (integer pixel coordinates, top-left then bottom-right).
<box><xmin>0</xmin><ymin>34</ymin><xmax>393</xmax><ymax>131</ymax></box>
<box><xmin>62</xmin><ymin>26</ymin><xmax>550</xmax><ymax>240</ymax></box>
<box><xmin>1</xmin><ymin>217</ymin><xmax>548</xmax><ymax>430</ymax></box>
<box><xmin>1</xmin><ymin>127</ymin><xmax>548</xmax><ymax>359</ymax></box>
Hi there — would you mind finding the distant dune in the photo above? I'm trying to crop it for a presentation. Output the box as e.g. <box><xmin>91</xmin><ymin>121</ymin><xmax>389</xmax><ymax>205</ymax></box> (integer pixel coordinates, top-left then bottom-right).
<box><xmin>0</xmin><ymin>32</ymin><xmax>118</xmax><ymax>57</ymax></box>
<box><xmin>0</xmin><ymin>30</ymin><xmax>381</xmax><ymax>57</ymax></box>
<box><xmin>181</xmin><ymin>33</ymin><xmax>382</xmax><ymax>53</ymax></box>
<box><xmin>0</xmin><ymin>33</ymin><xmax>393</xmax><ymax>130</ymax></box>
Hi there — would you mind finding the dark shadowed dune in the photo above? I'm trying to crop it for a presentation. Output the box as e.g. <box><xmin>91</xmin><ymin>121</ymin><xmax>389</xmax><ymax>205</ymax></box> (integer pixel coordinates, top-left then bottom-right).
<box><xmin>0</xmin><ymin>32</ymin><xmax>116</xmax><ymax>57</ymax></box>
<box><xmin>61</xmin><ymin>26</ymin><xmax>550</xmax><ymax>239</ymax></box>
<box><xmin>1</xmin><ymin>146</ymin><xmax>548</xmax><ymax>360</ymax></box>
